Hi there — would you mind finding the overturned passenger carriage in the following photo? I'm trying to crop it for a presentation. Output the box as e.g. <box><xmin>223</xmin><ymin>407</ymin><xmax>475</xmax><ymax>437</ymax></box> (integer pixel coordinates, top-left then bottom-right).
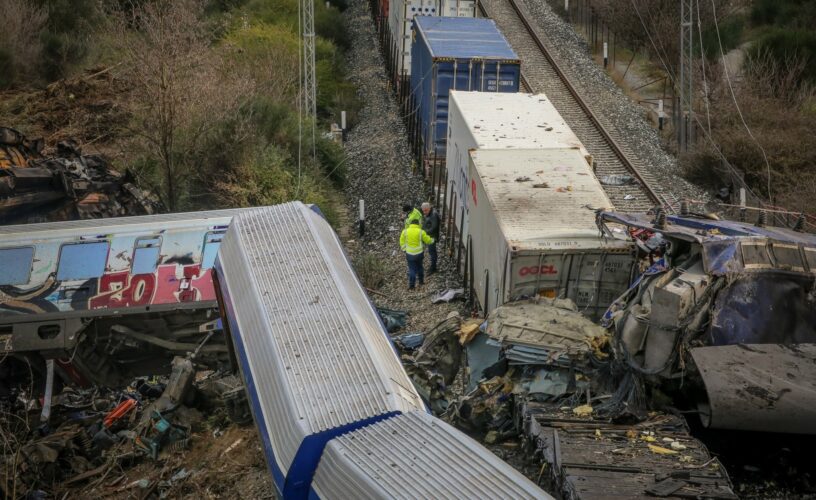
<box><xmin>0</xmin><ymin>209</ymin><xmax>247</xmax><ymax>386</ymax></box>
<box><xmin>214</xmin><ymin>202</ymin><xmax>550</xmax><ymax>498</ymax></box>
<box><xmin>599</xmin><ymin>211</ymin><xmax>816</xmax><ymax>434</ymax></box>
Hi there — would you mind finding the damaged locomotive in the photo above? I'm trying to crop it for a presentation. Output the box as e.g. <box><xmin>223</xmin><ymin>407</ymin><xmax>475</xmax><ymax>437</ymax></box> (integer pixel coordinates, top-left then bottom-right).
<box><xmin>598</xmin><ymin>209</ymin><xmax>816</xmax><ymax>434</ymax></box>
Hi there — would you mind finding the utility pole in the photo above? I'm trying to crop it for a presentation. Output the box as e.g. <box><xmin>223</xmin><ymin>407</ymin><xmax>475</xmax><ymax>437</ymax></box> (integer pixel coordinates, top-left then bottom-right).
<box><xmin>678</xmin><ymin>0</ymin><xmax>694</xmax><ymax>151</ymax></box>
<box><xmin>303</xmin><ymin>0</ymin><xmax>317</xmax><ymax>156</ymax></box>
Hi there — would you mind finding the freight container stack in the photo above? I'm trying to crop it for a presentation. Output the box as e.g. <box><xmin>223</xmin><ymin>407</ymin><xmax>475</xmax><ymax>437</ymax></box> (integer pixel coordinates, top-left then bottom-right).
<box><xmin>443</xmin><ymin>91</ymin><xmax>632</xmax><ymax>316</ymax></box>
<box><xmin>409</xmin><ymin>17</ymin><xmax>520</xmax><ymax>207</ymax></box>
<box><xmin>385</xmin><ymin>0</ymin><xmax>441</xmax><ymax>99</ymax></box>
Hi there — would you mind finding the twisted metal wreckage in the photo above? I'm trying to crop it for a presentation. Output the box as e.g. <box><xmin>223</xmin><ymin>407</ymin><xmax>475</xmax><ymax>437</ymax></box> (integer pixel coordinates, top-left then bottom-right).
<box><xmin>1</xmin><ymin>194</ymin><xmax>814</xmax><ymax>497</ymax></box>
<box><xmin>404</xmin><ymin>209</ymin><xmax>816</xmax><ymax>498</ymax></box>
<box><xmin>0</xmin><ymin>127</ymin><xmax>158</xmax><ymax>223</ymax></box>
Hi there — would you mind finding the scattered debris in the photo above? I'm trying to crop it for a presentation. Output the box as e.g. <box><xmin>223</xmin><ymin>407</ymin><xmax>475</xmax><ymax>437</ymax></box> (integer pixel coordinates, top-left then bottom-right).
<box><xmin>393</xmin><ymin>332</ymin><xmax>425</xmax><ymax>350</ymax></box>
<box><xmin>377</xmin><ymin>307</ymin><xmax>408</xmax><ymax>333</ymax></box>
<box><xmin>431</xmin><ymin>288</ymin><xmax>465</xmax><ymax>304</ymax></box>
<box><xmin>0</xmin><ymin>126</ymin><xmax>159</xmax><ymax>223</ymax></box>
<box><xmin>599</xmin><ymin>174</ymin><xmax>635</xmax><ymax>186</ymax></box>
<box><xmin>0</xmin><ymin>361</ymin><xmax>257</xmax><ymax>498</ymax></box>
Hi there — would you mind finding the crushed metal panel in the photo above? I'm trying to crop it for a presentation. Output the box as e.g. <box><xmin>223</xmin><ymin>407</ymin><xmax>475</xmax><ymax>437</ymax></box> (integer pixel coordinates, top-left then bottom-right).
<box><xmin>709</xmin><ymin>273</ymin><xmax>816</xmax><ymax>345</ymax></box>
<box><xmin>691</xmin><ymin>344</ymin><xmax>816</xmax><ymax>434</ymax></box>
<box><xmin>484</xmin><ymin>299</ymin><xmax>607</xmax><ymax>361</ymax></box>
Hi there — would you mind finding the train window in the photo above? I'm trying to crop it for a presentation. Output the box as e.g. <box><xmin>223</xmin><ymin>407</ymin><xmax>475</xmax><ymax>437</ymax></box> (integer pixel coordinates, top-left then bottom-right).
<box><xmin>56</xmin><ymin>242</ymin><xmax>109</xmax><ymax>281</ymax></box>
<box><xmin>132</xmin><ymin>237</ymin><xmax>162</xmax><ymax>275</ymax></box>
<box><xmin>201</xmin><ymin>231</ymin><xmax>226</xmax><ymax>270</ymax></box>
<box><xmin>0</xmin><ymin>247</ymin><xmax>34</xmax><ymax>286</ymax></box>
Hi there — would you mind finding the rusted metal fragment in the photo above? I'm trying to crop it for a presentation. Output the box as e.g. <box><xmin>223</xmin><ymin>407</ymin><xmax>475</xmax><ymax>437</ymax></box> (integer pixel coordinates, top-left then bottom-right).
<box><xmin>691</xmin><ymin>343</ymin><xmax>816</xmax><ymax>434</ymax></box>
<box><xmin>0</xmin><ymin>126</ymin><xmax>159</xmax><ymax>222</ymax></box>
<box><xmin>521</xmin><ymin>401</ymin><xmax>736</xmax><ymax>499</ymax></box>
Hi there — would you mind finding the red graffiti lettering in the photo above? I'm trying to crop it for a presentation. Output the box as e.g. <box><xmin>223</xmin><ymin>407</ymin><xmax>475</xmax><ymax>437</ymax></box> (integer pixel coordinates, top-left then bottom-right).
<box><xmin>89</xmin><ymin>264</ymin><xmax>216</xmax><ymax>310</ymax></box>
<box><xmin>519</xmin><ymin>265</ymin><xmax>558</xmax><ymax>277</ymax></box>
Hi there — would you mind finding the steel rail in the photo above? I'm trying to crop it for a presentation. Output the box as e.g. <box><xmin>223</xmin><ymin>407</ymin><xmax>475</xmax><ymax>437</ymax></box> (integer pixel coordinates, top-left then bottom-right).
<box><xmin>479</xmin><ymin>0</ymin><xmax>668</xmax><ymax>211</ymax></box>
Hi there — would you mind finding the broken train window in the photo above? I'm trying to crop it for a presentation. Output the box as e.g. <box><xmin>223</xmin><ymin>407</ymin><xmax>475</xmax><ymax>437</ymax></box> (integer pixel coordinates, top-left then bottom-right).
<box><xmin>0</xmin><ymin>246</ymin><xmax>34</xmax><ymax>286</ymax></box>
<box><xmin>201</xmin><ymin>231</ymin><xmax>226</xmax><ymax>270</ymax></box>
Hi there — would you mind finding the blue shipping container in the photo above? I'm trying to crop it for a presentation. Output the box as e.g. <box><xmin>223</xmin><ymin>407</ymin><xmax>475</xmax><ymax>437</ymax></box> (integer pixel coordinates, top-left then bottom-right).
<box><xmin>410</xmin><ymin>17</ymin><xmax>521</xmax><ymax>159</ymax></box>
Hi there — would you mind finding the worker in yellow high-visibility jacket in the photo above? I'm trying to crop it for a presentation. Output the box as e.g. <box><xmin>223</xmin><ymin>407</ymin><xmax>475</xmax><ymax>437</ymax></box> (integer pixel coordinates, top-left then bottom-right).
<box><xmin>402</xmin><ymin>204</ymin><xmax>423</xmax><ymax>229</ymax></box>
<box><xmin>399</xmin><ymin>219</ymin><xmax>434</xmax><ymax>289</ymax></box>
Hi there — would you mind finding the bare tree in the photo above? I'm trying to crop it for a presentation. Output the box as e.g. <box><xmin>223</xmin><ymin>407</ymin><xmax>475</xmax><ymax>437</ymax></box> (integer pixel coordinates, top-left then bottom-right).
<box><xmin>110</xmin><ymin>0</ymin><xmax>252</xmax><ymax>210</ymax></box>
<box><xmin>593</xmin><ymin>0</ymin><xmax>737</xmax><ymax>80</ymax></box>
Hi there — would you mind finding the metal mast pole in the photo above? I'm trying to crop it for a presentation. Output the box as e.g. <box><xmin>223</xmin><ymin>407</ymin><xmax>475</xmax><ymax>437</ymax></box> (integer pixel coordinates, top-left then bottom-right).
<box><xmin>303</xmin><ymin>0</ymin><xmax>317</xmax><ymax>157</ymax></box>
<box><xmin>679</xmin><ymin>0</ymin><xmax>694</xmax><ymax>151</ymax></box>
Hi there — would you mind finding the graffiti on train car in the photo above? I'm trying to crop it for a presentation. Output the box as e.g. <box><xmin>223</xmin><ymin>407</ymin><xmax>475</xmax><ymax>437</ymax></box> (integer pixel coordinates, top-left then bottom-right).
<box><xmin>0</xmin><ymin>263</ymin><xmax>215</xmax><ymax>315</ymax></box>
<box><xmin>89</xmin><ymin>264</ymin><xmax>215</xmax><ymax>309</ymax></box>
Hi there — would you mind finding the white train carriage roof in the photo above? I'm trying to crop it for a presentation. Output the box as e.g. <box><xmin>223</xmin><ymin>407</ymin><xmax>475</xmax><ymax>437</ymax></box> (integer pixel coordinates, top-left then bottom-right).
<box><xmin>0</xmin><ymin>207</ymin><xmax>246</xmax><ymax>242</ymax></box>
<box><xmin>312</xmin><ymin>410</ymin><xmax>552</xmax><ymax>499</ymax></box>
<box><xmin>470</xmin><ymin>148</ymin><xmax>617</xmax><ymax>248</ymax></box>
<box><xmin>215</xmin><ymin>202</ymin><xmax>424</xmax><ymax>475</ymax></box>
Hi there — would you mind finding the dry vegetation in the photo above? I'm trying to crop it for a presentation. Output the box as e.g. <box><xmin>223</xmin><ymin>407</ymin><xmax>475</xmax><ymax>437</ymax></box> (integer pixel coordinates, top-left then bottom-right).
<box><xmin>593</xmin><ymin>0</ymin><xmax>816</xmax><ymax>216</ymax></box>
<box><xmin>0</xmin><ymin>0</ymin><xmax>358</xmax><ymax>221</ymax></box>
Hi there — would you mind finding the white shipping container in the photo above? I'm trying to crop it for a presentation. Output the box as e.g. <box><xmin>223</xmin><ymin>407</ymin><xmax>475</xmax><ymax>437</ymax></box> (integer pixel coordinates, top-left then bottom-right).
<box><xmin>445</xmin><ymin>91</ymin><xmax>593</xmax><ymax>245</ymax></box>
<box><xmin>387</xmin><ymin>0</ymin><xmax>440</xmax><ymax>80</ymax></box>
<box><xmin>440</xmin><ymin>0</ymin><xmax>477</xmax><ymax>17</ymax></box>
<box><xmin>467</xmin><ymin>148</ymin><xmax>632</xmax><ymax>318</ymax></box>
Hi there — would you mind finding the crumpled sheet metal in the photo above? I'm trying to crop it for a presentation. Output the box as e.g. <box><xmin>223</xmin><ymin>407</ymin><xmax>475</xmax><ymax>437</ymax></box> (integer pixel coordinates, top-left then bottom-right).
<box><xmin>691</xmin><ymin>343</ymin><xmax>816</xmax><ymax>434</ymax></box>
<box><xmin>484</xmin><ymin>298</ymin><xmax>606</xmax><ymax>364</ymax></box>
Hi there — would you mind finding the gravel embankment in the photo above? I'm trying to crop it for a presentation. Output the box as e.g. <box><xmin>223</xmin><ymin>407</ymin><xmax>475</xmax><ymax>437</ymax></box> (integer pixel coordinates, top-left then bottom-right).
<box><xmin>520</xmin><ymin>0</ymin><xmax>710</xmax><ymax>205</ymax></box>
<box><xmin>341</xmin><ymin>0</ymin><xmax>466</xmax><ymax>333</ymax></box>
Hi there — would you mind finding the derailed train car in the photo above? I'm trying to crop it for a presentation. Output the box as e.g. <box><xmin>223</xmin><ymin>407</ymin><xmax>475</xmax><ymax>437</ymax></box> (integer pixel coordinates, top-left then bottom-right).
<box><xmin>598</xmin><ymin>210</ymin><xmax>816</xmax><ymax>434</ymax></box>
<box><xmin>0</xmin><ymin>209</ymin><xmax>247</xmax><ymax>386</ymax></box>
<box><xmin>214</xmin><ymin>202</ymin><xmax>550</xmax><ymax>498</ymax></box>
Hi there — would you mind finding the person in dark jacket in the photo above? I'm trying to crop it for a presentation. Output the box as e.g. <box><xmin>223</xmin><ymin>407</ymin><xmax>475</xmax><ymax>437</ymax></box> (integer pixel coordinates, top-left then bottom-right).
<box><xmin>421</xmin><ymin>202</ymin><xmax>440</xmax><ymax>274</ymax></box>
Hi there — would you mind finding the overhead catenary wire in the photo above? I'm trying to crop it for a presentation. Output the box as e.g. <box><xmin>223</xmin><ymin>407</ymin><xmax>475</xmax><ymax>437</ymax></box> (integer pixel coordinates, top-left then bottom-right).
<box><xmin>710</xmin><ymin>0</ymin><xmax>773</xmax><ymax>200</ymax></box>
<box><xmin>630</xmin><ymin>0</ymin><xmax>784</xmax><ymax>217</ymax></box>
<box><xmin>696</xmin><ymin>0</ymin><xmax>712</xmax><ymax>136</ymax></box>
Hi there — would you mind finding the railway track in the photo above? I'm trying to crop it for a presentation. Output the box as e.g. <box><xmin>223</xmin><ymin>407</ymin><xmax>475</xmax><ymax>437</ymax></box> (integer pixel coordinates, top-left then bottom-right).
<box><xmin>479</xmin><ymin>0</ymin><xmax>671</xmax><ymax>212</ymax></box>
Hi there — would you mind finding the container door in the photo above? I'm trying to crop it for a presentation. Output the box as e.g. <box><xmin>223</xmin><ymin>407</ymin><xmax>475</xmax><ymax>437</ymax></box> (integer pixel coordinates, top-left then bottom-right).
<box><xmin>567</xmin><ymin>251</ymin><xmax>634</xmax><ymax>318</ymax></box>
<box><xmin>477</xmin><ymin>60</ymin><xmax>521</xmax><ymax>93</ymax></box>
<box><xmin>441</xmin><ymin>0</ymin><xmax>476</xmax><ymax>17</ymax></box>
<box><xmin>509</xmin><ymin>253</ymin><xmax>564</xmax><ymax>301</ymax></box>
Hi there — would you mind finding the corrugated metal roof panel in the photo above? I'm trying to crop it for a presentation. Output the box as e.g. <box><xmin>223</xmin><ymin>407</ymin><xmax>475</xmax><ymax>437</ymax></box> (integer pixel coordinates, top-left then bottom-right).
<box><xmin>0</xmin><ymin>208</ymin><xmax>244</xmax><ymax>237</ymax></box>
<box><xmin>415</xmin><ymin>17</ymin><xmax>518</xmax><ymax>60</ymax></box>
<box><xmin>470</xmin><ymin>148</ymin><xmax>613</xmax><ymax>246</ymax></box>
<box><xmin>313</xmin><ymin>410</ymin><xmax>552</xmax><ymax>499</ymax></box>
<box><xmin>216</xmin><ymin>202</ymin><xmax>424</xmax><ymax>474</ymax></box>
<box><xmin>450</xmin><ymin>91</ymin><xmax>590</xmax><ymax>155</ymax></box>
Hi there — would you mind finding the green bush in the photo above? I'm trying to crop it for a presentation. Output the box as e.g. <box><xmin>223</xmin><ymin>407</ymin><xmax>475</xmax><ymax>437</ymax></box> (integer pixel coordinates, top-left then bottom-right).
<box><xmin>700</xmin><ymin>15</ymin><xmax>744</xmax><ymax>60</ymax></box>
<box><xmin>38</xmin><ymin>0</ymin><xmax>99</xmax><ymax>81</ymax></box>
<box><xmin>0</xmin><ymin>49</ymin><xmax>15</xmax><ymax>88</ymax></box>
<box><xmin>747</xmin><ymin>28</ymin><xmax>816</xmax><ymax>84</ymax></box>
<box><xmin>750</xmin><ymin>0</ymin><xmax>816</xmax><ymax>29</ymax></box>
<box><xmin>316</xmin><ymin>137</ymin><xmax>346</xmax><ymax>185</ymax></box>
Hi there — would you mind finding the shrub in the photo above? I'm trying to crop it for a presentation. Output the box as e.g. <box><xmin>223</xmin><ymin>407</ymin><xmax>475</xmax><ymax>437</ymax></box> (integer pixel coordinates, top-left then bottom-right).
<box><xmin>38</xmin><ymin>0</ymin><xmax>100</xmax><ymax>81</ymax></box>
<box><xmin>354</xmin><ymin>253</ymin><xmax>388</xmax><ymax>290</ymax></box>
<box><xmin>747</xmin><ymin>29</ymin><xmax>816</xmax><ymax>85</ymax></box>
<box><xmin>0</xmin><ymin>0</ymin><xmax>47</xmax><ymax>88</ymax></box>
